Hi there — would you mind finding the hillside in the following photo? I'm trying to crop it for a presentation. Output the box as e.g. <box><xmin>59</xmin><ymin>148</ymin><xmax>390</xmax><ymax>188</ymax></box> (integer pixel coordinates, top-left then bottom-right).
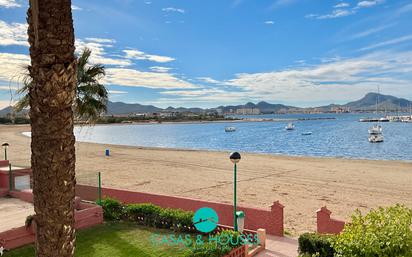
<box><xmin>1</xmin><ymin>93</ymin><xmax>411</xmax><ymax>117</ymax></box>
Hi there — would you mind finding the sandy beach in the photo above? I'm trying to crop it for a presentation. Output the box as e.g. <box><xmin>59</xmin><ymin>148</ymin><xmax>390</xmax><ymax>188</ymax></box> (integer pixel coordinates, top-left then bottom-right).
<box><xmin>2</xmin><ymin>124</ymin><xmax>412</xmax><ymax>235</ymax></box>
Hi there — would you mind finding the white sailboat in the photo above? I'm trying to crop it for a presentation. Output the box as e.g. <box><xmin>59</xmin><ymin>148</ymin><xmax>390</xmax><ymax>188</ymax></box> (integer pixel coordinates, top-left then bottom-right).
<box><xmin>368</xmin><ymin>87</ymin><xmax>384</xmax><ymax>143</ymax></box>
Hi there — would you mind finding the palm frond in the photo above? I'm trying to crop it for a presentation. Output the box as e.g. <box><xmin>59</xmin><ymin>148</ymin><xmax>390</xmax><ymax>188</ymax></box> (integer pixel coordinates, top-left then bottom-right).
<box><xmin>17</xmin><ymin>48</ymin><xmax>108</xmax><ymax>123</ymax></box>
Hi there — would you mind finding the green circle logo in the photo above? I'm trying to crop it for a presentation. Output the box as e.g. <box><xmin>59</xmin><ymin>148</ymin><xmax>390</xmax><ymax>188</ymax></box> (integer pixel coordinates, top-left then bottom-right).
<box><xmin>193</xmin><ymin>207</ymin><xmax>219</xmax><ymax>233</ymax></box>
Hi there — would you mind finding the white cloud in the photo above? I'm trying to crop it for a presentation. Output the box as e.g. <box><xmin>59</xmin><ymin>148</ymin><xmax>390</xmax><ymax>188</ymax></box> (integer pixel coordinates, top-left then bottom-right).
<box><xmin>108</xmin><ymin>90</ymin><xmax>128</xmax><ymax>94</ymax></box>
<box><xmin>357</xmin><ymin>0</ymin><xmax>383</xmax><ymax>8</ymax></box>
<box><xmin>396</xmin><ymin>3</ymin><xmax>412</xmax><ymax>15</ymax></box>
<box><xmin>161</xmin><ymin>88</ymin><xmax>226</xmax><ymax>97</ymax></box>
<box><xmin>84</xmin><ymin>37</ymin><xmax>116</xmax><ymax>44</ymax></box>
<box><xmin>123</xmin><ymin>49</ymin><xmax>175</xmax><ymax>63</ymax></box>
<box><xmin>197</xmin><ymin>77</ymin><xmax>221</xmax><ymax>84</ymax></box>
<box><xmin>75</xmin><ymin>38</ymin><xmax>132</xmax><ymax>66</ymax></box>
<box><xmin>222</xmin><ymin>51</ymin><xmax>412</xmax><ymax>105</ymax></box>
<box><xmin>307</xmin><ymin>0</ymin><xmax>383</xmax><ymax>20</ymax></box>
<box><xmin>359</xmin><ymin>34</ymin><xmax>412</xmax><ymax>51</ymax></box>
<box><xmin>0</xmin><ymin>52</ymin><xmax>30</xmax><ymax>82</ymax></box>
<box><xmin>104</xmin><ymin>68</ymin><xmax>199</xmax><ymax>89</ymax></box>
<box><xmin>71</xmin><ymin>5</ymin><xmax>82</xmax><ymax>11</ymax></box>
<box><xmin>334</xmin><ymin>2</ymin><xmax>350</xmax><ymax>8</ymax></box>
<box><xmin>159</xmin><ymin>51</ymin><xmax>412</xmax><ymax>106</ymax></box>
<box><xmin>0</xmin><ymin>0</ymin><xmax>21</xmax><ymax>8</ymax></box>
<box><xmin>0</xmin><ymin>85</ymin><xmax>18</xmax><ymax>91</ymax></box>
<box><xmin>350</xmin><ymin>23</ymin><xmax>395</xmax><ymax>39</ymax></box>
<box><xmin>307</xmin><ymin>9</ymin><xmax>354</xmax><ymax>19</ymax></box>
<box><xmin>0</xmin><ymin>20</ymin><xmax>28</xmax><ymax>46</ymax></box>
<box><xmin>162</xmin><ymin>7</ymin><xmax>185</xmax><ymax>13</ymax></box>
<box><xmin>264</xmin><ymin>21</ymin><xmax>275</xmax><ymax>25</ymax></box>
<box><xmin>150</xmin><ymin>66</ymin><xmax>172</xmax><ymax>73</ymax></box>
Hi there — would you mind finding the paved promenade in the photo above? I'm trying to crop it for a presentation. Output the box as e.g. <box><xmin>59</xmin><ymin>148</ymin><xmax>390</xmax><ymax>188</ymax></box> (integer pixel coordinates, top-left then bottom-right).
<box><xmin>256</xmin><ymin>235</ymin><xmax>298</xmax><ymax>257</ymax></box>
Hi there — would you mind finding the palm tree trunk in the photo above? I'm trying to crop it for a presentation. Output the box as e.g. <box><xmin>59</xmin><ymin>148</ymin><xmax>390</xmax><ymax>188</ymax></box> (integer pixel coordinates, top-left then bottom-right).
<box><xmin>27</xmin><ymin>0</ymin><xmax>77</xmax><ymax>256</ymax></box>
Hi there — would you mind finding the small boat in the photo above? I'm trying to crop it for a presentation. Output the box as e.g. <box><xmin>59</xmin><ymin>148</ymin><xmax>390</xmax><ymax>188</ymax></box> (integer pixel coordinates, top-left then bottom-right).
<box><xmin>368</xmin><ymin>124</ymin><xmax>384</xmax><ymax>143</ymax></box>
<box><xmin>301</xmin><ymin>132</ymin><xmax>312</xmax><ymax>136</ymax></box>
<box><xmin>225</xmin><ymin>126</ymin><xmax>236</xmax><ymax>132</ymax></box>
<box><xmin>285</xmin><ymin>123</ymin><xmax>295</xmax><ymax>130</ymax></box>
<box><xmin>368</xmin><ymin>88</ymin><xmax>384</xmax><ymax>143</ymax></box>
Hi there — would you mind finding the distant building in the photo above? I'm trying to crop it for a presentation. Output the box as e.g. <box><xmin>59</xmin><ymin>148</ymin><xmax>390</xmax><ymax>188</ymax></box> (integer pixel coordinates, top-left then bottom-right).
<box><xmin>159</xmin><ymin>111</ymin><xmax>179</xmax><ymax>118</ymax></box>
<box><xmin>331</xmin><ymin>107</ymin><xmax>350</xmax><ymax>113</ymax></box>
<box><xmin>235</xmin><ymin>108</ymin><xmax>261</xmax><ymax>115</ymax></box>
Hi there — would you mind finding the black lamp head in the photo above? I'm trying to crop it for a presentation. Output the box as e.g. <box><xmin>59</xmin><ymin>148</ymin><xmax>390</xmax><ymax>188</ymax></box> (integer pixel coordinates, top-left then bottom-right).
<box><xmin>229</xmin><ymin>152</ymin><xmax>241</xmax><ymax>164</ymax></box>
<box><xmin>2</xmin><ymin>143</ymin><xmax>9</xmax><ymax>148</ymax></box>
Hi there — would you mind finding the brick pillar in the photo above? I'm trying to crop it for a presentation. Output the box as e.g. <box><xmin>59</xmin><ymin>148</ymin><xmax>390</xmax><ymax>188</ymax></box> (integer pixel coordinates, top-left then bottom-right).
<box><xmin>270</xmin><ymin>201</ymin><xmax>284</xmax><ymax>236</ymax></box>
<box><xmin>257</xmin><ymin>228</ymin><xmax>266</xmax><ymax>248</ymax></box>
<box><xmin>317</xmin><ymin>206</ymin><xmax>331</xmax><ymax>234</ymax></box>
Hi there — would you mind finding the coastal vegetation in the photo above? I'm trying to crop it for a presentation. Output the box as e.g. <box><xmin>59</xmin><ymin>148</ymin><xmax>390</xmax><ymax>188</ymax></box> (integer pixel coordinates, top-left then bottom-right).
<box><xmin>15</xmin><ymin>48</ymin><xmax>108</xmax><ymax>123</ymax></box>
<box><xmin>298</xmin><ymin>205</ymin><xmax>412</xmax><ymax>257</ymax></box>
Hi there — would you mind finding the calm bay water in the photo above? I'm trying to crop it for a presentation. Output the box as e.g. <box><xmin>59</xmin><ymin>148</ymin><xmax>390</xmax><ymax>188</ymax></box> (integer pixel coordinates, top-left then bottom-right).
<box><xmin>74</xmin><ymin>113</ymin><xmax>412</xmax><ymax>161</ymax></box>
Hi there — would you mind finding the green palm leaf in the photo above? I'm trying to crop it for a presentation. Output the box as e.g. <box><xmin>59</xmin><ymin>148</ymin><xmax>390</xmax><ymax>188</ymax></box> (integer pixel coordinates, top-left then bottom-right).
<box><xmin>15</xmin><ymin>48</ymin><xmax>108</xmax><ymax>123</ymax></box>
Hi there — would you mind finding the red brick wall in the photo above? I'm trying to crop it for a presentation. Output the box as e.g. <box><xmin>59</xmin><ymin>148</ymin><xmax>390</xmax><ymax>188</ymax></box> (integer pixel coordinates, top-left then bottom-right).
<box><xmin>0</xmin><ymin>196</ymin><xmax>103</xmax><ymax>250</ymax></box>
<box><xmin>316</xmin><ymin>206</ymin><xmax>345</xmax><ymax>234</ymax></box>
<box><xmin>76</xmin><ymin>184</ymin><xmax>284</xmax><ymax>236</ymax></box>
<box><xmin>0</xmin><ymin>160</ymin><xmax>9</xmax><ymax>168</ymax></box>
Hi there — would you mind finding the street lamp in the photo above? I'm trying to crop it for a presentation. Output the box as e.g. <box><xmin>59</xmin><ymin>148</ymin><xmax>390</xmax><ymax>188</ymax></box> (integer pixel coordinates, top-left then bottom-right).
<box><xmin>2</xmin><ymin>143</ymin><xmax>9</xmax><ymax>160</ymax></box>
<box><xmin>230</xmin><ymin>151</ymin><xmax>241</xmax><ymax>231</ymax></box>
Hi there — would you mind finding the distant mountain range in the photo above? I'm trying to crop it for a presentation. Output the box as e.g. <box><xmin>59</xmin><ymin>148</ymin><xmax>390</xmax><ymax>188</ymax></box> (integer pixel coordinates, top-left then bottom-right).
<box><xmin>1</xmin><ymin>92</ymin><xmax>411</xmax><ymax>117</ymax></box>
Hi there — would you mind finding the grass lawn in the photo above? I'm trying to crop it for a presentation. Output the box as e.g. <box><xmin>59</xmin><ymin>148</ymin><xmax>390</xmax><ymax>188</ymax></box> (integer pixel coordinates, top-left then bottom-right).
<box><xmin>4</xmin><ymin>222</ymin><xmax>188</xmax><ymax>257</ymax></box>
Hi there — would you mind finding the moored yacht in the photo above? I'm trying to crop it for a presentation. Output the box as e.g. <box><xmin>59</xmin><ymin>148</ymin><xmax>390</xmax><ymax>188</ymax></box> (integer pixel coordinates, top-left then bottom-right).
<box><xmin>285</xmin><ymin>122</ymin><xmax>295</xmax><ymax>130</ymax></box>
<box><xmin>368</xmin><ymin>124</ymin><xmax>384</xmax><ymax>143</ymax></box>
<box><xmin>225</xmin><ymin>126</ymin><xmax>236</xmax><ymax>132</ymax></box>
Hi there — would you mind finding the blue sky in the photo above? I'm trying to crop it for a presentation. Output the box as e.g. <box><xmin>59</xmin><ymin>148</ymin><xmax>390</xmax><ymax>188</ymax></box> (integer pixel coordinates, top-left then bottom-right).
<box><xmin>0</xmin><ymin>0</ymin><xmax>412</xmax><ymax>108</ymax></box>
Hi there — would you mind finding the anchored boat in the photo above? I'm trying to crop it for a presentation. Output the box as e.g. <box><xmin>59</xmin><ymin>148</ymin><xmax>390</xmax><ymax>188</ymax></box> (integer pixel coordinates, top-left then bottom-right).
<box><xmin>285</xmin><ymin>123</ymin><xmax>295</xmax><ymax>131</ymax></box>
<box><xmin>225</xmin><ymin>126</ymin><xmax>236</xmax><ymax>132</ymax></box>
<box><xmin>368</xmin><ymin>124</ymin><xmax>384</xmax><ymax>143</ymax></box>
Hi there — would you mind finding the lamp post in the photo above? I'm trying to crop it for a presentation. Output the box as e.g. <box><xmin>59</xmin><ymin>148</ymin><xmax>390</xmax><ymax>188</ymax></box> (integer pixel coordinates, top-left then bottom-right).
<box><xmin>2</xmin><ymin>143</ymin><xmax>9</xmax><ymax>160</ymax></box>
<box><xmin>230</xmin><ymin>151</ymin><xmax>241</xmax><ymax>231</ymax></box>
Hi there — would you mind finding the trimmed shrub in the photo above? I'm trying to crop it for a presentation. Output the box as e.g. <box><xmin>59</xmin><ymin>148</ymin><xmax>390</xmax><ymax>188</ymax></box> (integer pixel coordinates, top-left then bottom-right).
<box><xmin>100</xmin><ymin>197</ymin><xmax>124</xmax><ymax>220</ymax></box>
<box><xmin>298</xmin><ymin>233</ymin><xmax>335</xmax><ymax>257</ymax></box>
<box><xmin>125</xmin><ymin>203</ymin><xmax>162</xmax><ymax>226</ymax></box>
<box><xmin>158</xmin><ymin>208</ymin><xmax>194</xmax><ymax>231</ymax></box>
<box><xmin>333</xmin><ymin>204</ymin><xmax>412</xmax><ymax>257</ymax></box>
<box><xmin>106</xmin><ymin>201</ymin><xmax>195</xmax><ymax>232</ymax></box>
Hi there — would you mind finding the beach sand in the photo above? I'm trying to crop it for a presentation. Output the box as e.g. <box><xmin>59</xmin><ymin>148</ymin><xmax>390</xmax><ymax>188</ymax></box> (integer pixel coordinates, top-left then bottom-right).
<box><xmin>2</xmin><ymin>124</ymin><xmax>412</xmax><ymax>236</ymax></box>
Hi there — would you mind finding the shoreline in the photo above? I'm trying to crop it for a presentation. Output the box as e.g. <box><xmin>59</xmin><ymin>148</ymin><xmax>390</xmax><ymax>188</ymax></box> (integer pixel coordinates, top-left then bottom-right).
<box><xmin>3</xmin><ymin>124</ymin><xmax>412</xmax><ymax>236</ymax></box>
<box><xmin>20</xmin><ymin>129</ymin><xmax>411</xmax><ymax>164</ymax></box>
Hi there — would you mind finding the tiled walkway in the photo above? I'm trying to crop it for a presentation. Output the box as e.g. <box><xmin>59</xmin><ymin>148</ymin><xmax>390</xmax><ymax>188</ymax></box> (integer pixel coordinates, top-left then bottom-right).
<box><xmin>256</xmin><ymin>235</ymin><xmax>298</xmax><ymax>257</ymax></box>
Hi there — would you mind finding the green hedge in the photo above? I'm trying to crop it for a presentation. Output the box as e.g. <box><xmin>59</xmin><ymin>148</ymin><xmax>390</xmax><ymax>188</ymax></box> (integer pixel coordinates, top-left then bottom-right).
<box><xmin>100</xmin><ymin>198</ymin><xmax>194</xmax><ymax>232</ymax></box>
<box><xmin>299</xmin><ymin>205</ymin><xmax>412</xmax><ymax>257</ymax></box>
<box><xmin>298</xmin><ymin>233</ymin><xmax>335</xmax><ymax>257</ymax></box>
<box><xmin>100</xmin><ymin>197</ymin><xmax>124</xmax><ymax>220</ymax></box>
